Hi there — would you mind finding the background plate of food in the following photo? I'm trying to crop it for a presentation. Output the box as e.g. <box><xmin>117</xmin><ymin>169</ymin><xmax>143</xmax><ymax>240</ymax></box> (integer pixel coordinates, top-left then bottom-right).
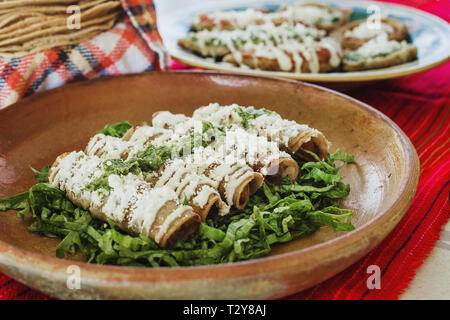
<box><xmin>0</xmin><ymin>72</ymin><xmax>419</xmax><ymax>299</ymax></box>
<box><xmin>156</xmin><ymin>0</ymin><xmax>450</xmax><ymax>82</ymax></box>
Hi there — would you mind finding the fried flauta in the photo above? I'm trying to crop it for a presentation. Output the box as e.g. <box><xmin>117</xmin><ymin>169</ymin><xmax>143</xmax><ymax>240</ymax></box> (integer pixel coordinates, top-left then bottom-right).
<box><xmin>152</xmin><ymin>111</ymin><xmax>299</xmax><ymax>181</ymax></box>
<box><xmin>178</xmin><ymin>22</ymin><xmax>326</xmax><ymax>58</ymax></box>
<box><xmin>185</xmin><ymin>147</ymin><xmax>264</xmax><ymax>210</ymax></box>
<box><xmin>221</xmin><ymin>37</ymin><xmax>341</xmax><ymax>73</ymax></box>
<box><xmin>85</xmin><ymin>126</ymin><xmax>263</xmax><ymax>214</ymax></box>
<box><xmin>128</xmin><ymin>125</ymin><xmax>264</xmax><ymax>209</ymax></box>
<box><xmin>144</xmin><ymin>158</ymin><xmax>227</xmax><ymax>220</ymax></box>
<box><xmin>276</xmin><ymin>3</ymin><xmax>350</xmax><ymax>32</ymax></box>
<box><xmin>342</xmin><ymin>33</ymin><xmax>417</xmax><ymax>72</ymax></box>
<box><xmin>48</xmin><ymin>151</ymin><xmax>200</xmax><ymax>248</ymax></box>
<box><xmin>192</xmin><ymin>103</ymin><xmax>329</xmax><ymax>160</ymax></box>
<box><xmin>331</xmin><ymin>18</ymin><xmax>409</xmax><ymax>50</ymax></box>
<box><xmin>86</xmin><ymin>131</ymin><xmax>227</xmax><ymax>219</ymax></box>
<box><xmin>190</xmin><ymin>3</ymin><xmax>349</xmax><ymax>32</ymax></box>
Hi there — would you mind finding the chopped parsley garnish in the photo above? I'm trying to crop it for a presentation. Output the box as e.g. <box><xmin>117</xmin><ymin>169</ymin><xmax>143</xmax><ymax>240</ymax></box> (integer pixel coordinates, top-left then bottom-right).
<box><xmin>233</xmin><ymin>106</ymin><xmax>273</xmax><ymax>128</ymax></box>
<box><xmin>84</xmin><ymin>159</ymin><xmax>141</xmax><ymax>192</ymax></box>
<box><xmin>85</xmin><ymin>144</ymin><xmax>172</xmax><ymax>192</ymax></box>
<box><xmin>133</xmin><ymin>144</ymin><xmax>172</xmax><ymax>172</ymax></box>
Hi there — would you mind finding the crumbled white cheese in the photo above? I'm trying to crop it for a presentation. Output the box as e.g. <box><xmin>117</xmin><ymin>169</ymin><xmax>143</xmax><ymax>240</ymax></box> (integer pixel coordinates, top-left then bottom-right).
<box><xmin>344</xmin><ymin>22</ymin><xmax>393</xmax><ymax>39</ymax></box>
<box><xmin>348</xmin><ymin>33</ymin><xmax>409</xmax><ymax>60</ymax></box>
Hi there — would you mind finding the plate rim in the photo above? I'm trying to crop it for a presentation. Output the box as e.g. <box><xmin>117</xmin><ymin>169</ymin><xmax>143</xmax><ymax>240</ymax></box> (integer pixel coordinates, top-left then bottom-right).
<box><xmin>0</xmin><ymin>71</ymin><xmax>420</xmax><ymax>293</ymax></box>
<box><xmin>160</xmin><ymin>0</ymin><xmax>450</xmax><ymax>82</ymax></box>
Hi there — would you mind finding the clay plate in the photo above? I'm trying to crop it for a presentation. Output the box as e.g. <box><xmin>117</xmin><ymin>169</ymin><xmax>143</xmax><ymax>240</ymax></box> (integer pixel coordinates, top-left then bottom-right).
<box><xmin>0</xmin><ymin>71</ymin><xmax>419</xmax><ymax>299</ymax></box>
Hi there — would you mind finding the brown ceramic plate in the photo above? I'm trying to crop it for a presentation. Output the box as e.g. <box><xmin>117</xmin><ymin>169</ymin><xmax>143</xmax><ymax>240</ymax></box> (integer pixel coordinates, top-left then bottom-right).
<box><xmin>0</xmin><ymin>71</ymin><xmax>419</xmax><ymax>299</ymax></box>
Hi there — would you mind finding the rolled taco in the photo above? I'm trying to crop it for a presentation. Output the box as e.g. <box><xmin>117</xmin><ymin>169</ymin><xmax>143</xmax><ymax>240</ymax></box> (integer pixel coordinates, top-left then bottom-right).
<box><xmin>276</xmin><ymin>3</ymin><xmax>350</xmax><ymax>32</ymax></box>
<box><xmin>342</xmin><ymin>33</ymin><xmax>417</xmax><ymax>72</ymax></box>
<box><xmin>144</xmin><ymin>157</ymin><xmax>228</xmax><ymax>220</ymax></box>
<box><xmin>84</xmin><ymin>128</ymin><xmax>261</xmax><ymax>214</ymax></box>
<box><xmin>48</xmin><ymin>151</ymin><xmax>200</xmax><ymax>248</ymax></box>
<box><xmin>190</xmin><ymin>3</ymin><xmax>349</xmax><ymax>32</ymax></box>
<box><xmin>192</xmin><ymin>103</ymin><xmax>329</xmax><ymax>160</ymax></box>
<box><xmin>152</xmin><ymin>111</ymin><xmax>300</xmax><ymax>181</ymax></box>
<box><xmin>221</xmin><ymin>37</ymin><xmax>341</xmax><ymax>73</ymax></box>
<box><xmin>178</xmin><ymin>22</ymin><xmax>326</xmax><ymax>59</ymax></box>
<box><xmin>86</xmin><ymin>133</ymin><xmax>135</xmax><ymax>160</ymax></box>
<box><xmin>212</xmin><ymin>126</ymin><xmax>299</xmax><ymax>182</ymax></box>
<box><xmin>331</xmin><ymin>18</ymin><xmax>409</xmax><ymax>50</ymax></box>
<box><xmin>85</xmin><ymin>132</ymin><xmax>226</xmax><ymax>219</ymax></box>
<box><xmin>126</xmin><ymin>124</ymin><xmax>265</xmax><ymax>206</ymax></box>
<box><xmin>187</xmin><ymin>147</ymin><xmax>264</xmax><ymax>211</ymax></box>
<box><xmin>191</xmin><ymin>8</ymin><xmax>278</xmax><ymax>31</ymax></box>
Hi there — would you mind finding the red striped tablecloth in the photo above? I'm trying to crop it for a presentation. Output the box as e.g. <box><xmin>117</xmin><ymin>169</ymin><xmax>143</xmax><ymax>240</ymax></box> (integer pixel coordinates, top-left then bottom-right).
<box><xmin>0</xmin><ymin>0</ymin><xmax>449</xmax><ymax>300</ymax></box>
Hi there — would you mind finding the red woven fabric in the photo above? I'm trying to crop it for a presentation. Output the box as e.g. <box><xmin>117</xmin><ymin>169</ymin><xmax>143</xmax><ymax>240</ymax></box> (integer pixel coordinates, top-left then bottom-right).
<box><xmin>0</xmin><ymin>0</ymin><xmax>449</xmax><ymax>300</ymax></box>
<box><xmin>288</xmin><ymin>62</ymin><xmax>450</xmax><ymax>301</ymax></box>
<box><xmin>287</xmin><ymin>0</ymin><xmax>450</xmax><ymax>300</ymax></box>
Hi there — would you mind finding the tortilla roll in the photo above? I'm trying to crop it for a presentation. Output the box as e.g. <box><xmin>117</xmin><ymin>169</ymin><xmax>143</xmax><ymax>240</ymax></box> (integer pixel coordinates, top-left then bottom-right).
<box><xmin>192</xmin><ymin>103</ymin><xmax>329</xmax><ymax>160</ymax></box>
<box><xmin>125</xmin><ymin>124</ymin><xmax>265</xmax><ymax>207</ymax></box>
<box><xmin>150</xmin><ymin>111</ymin><xmax>195</xmax><ymax>143</ymax></box>
<box><xmin>191</xmin><ymin>8</ymin><xmax>274</xmax><ymax>31</ymax></box>
<box><xmin>144</xmin><ymin>158</ymin><xmax>228</xmax><ymax>220</ymax></box>
<box><xmin>178</xmin><ymin>23</ymin><xmax>327</xmax><ymax>59</ymax></box>
<box><xmin>221</xmin><ymin>38</ymin><xmax>341</xmax><ymax>73</ymax></box>
<box><xmin>214</xmin><ymin>125</ymin><xmax>299</xmax><ymax>182</ymax></box>
<box><xmin>148</xmin><ymin>148</ymin><xmax>263</xmax><ymax>212</ymax></box>
<box><xmin>84</xmin><ymin>129</ymin><xmax>260</xmax><ymax>215</ymax></box>
<box><xmin>331</xmin><ymin>18</ymin><xmax>409</xmax><ymax>50</ymax></box>
<box><xmin>277</xmin><ymin>3</ymin><xmax>350</xmax><ymax>32</ymax></box>
<box><xmin>178</xmin><ymin>36</ymin><xmax>230</xmax><ymax>58</ymax></box>
<box><xmin>86</xmin><ymin>126</ymin><xmax>263</xmax><ymax>214</ymax></box>
<box><xmin>123</xmin><ymin>125</ymin><xmax>175</xmax><ymax>145</ymax></box>
<box><xmin>190</xmin><ymin>3</ymin><xmax>349</xmax><ymax>32</ymax></box>
<box><xmin>48</xmin><ymin>151</ymin><xmax>200</xmax><ymax>248</ymax></box>
<box><xmin>86</xmin><ymin>133</ymin><xmax>134</xmax><ymax>160</ymax></box>
<box><xmin>85</xmin><ymin>126</ymin><xmax>174</xmax><ymax>160</ymax></box>
<box><xmin>342</xmin><ymin>33</ymin><xmax>417</xmax><ymax>72</ymax></box>
<box><xmin>151</xmin><ymin>111</ymin><xmax>299</xmax><ymax>181</ymax></box>
<box><xmin>189</xmin><ymin>147</ymin><xmax>264</xmax><ymax>211</ymax></box>
<box><xmin>262</xmin><ymin>157</ymin><xmax>299</xmax><ymax>184</ymax></box>
<box><xmin>85</xmin><ymin>132</ymin><xmax>227</xmax><ymax>220</ymax></box>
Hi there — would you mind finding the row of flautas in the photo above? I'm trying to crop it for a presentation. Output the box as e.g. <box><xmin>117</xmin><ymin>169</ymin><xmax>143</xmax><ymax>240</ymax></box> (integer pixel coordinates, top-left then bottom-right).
<box><xmin>49</xmin><ymin>104</ymin><xmax>329</xmax><ymax>248</ymax></box>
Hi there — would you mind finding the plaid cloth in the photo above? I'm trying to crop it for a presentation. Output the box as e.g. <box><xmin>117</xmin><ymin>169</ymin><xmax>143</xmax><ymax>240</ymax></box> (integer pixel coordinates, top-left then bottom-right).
<box><xmin>0</xmin><ymin>0</ymin><xmax>168</xmax><ymax>108</ymax></box>
<box><xmin>0</xmin><ymin>0</ymin><xmax>449</xmax><ymax>300</ymax></box>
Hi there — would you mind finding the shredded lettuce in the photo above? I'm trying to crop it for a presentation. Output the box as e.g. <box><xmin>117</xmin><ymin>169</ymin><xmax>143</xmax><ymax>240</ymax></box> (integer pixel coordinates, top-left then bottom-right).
<box><xmin>0</xmin><ymin>150</ymin><xmax>355</xmax><ymax>267</ymax></box>
<box><xmin>31</xmin><ymin>165</ymin><xmax>50</xmax><ymax>183</ymax></box>
<box><xmin>97</xmin><ymin>121</ymin><xmax>132</xmax><ymax>138</ymax></box>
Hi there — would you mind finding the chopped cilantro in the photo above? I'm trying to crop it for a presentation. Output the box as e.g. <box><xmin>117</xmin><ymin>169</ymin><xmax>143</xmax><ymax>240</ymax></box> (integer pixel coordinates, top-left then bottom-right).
<box><xmin>233</xmin><ymin>106</ymin><xmax>272</xmax><ymax>128</ymax></box>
